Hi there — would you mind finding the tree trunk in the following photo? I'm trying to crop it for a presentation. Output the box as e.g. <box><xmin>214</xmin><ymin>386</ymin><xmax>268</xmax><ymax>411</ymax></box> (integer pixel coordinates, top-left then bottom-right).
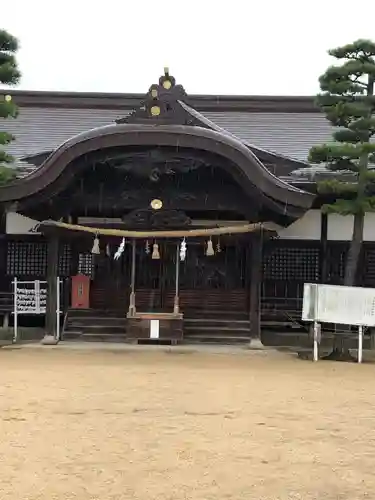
<box><xmin>327</xmin><ymin>213</ymin><xmax>364</xmax><ymax>360</ymax></box>
<box><xmin>344</xmin><ymin>212</ymin><xmax>364</xmax><ymax>287</ymax></box>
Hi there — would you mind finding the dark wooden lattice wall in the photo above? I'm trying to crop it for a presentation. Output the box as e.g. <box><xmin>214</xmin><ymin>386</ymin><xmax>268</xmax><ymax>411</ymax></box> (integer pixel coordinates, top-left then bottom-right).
<box><xmin>261</xmin><ymin>240</ymin><xmax>375</xmax><ymax>318</ymax></box>
<box><xmin>361</xmin><ymin>244</ymin><xmax>375</xmax><ymax>287</ymax></box>
<box><xmin>5</xmin><ymin>240</ymin><xmax>72</xmax><ymax>278</ymax></box>
<box><xmin>325</xmin><ymin>243</ymin><xmax>347</xmax><ymax>284</ymax></box>
<box><xmin>263</xmin><ymin>244</ymin><xmax>320</xmax><ymax>282</ymax></box>
<box><xmin>77</xmin><ymin>252</ymin><xmax>94</xmax><ymax>278</ymax></box>
<box><xmin>4</xmin><ymin>238</ymin><xmax>375</xmax><ymax>315</ymax></box>
<box><xmin>261</xmin><ymin>241</ymin><xmax>321</xmax><ymax>316</ymax></box>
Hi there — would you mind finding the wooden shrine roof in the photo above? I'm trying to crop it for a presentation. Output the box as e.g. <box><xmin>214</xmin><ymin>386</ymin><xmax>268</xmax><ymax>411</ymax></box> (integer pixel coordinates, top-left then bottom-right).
<box><xmin>2</xmin><ymin>74</ymin><xmax>331</xmax><ymax>180</ymax></box>
<box><xmin>0</xmin><ymin>70</ymin><xmax>315</xmax><ymax>225</ymax></box>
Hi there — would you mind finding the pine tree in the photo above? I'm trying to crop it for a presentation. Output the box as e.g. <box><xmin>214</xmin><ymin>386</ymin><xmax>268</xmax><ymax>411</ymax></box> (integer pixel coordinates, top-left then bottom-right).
<box><xmin>0</xmin><ymin>29</ymin><xmax>21</xmax><ymax>184</ymax></box>
<box><xmin>309</xmin><ymin>40</ymin><xmax>375</xmax><ymax>360</ymax></box>
<box><xmin>309</xmin><ymin>40</ymin><xmax>375</xmax><ymax>287</ymax></box>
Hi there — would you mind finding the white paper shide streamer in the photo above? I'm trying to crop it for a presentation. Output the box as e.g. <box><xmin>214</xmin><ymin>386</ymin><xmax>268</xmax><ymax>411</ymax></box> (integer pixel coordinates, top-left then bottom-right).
<box><xmin>180</xmin><ymin>238</ymin><xmax>187</xmax><ymax>261</ymax></box>
<box><xmin>114</xmin><ymin>238</ymin><xmax>126</xmax><ymax>260</ymax></box>
<box><xmin>91</xmin><ymin>234</ymin><xmax>100</xmax><ymax>255</ymax></box>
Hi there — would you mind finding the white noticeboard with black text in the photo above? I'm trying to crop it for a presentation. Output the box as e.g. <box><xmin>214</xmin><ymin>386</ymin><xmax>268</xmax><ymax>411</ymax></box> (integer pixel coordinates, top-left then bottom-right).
<box><xmin>302</xmin><ymin>283</ymin><xmax>375</xmax><ymax>363</ymax></box>
<box><xmin>14</xmin><ymin>279</ymin><xmax>47</xmax><ymax>314</ymax></box>
<box><xmin>302</xmin><ymin>283</ymin><xmax>375</xmax><ymax>327</ymax></box>
<box><xmin>12</xmin><ymin>278</ymin><xmax>62</xmax><ymax>343</ymax></box>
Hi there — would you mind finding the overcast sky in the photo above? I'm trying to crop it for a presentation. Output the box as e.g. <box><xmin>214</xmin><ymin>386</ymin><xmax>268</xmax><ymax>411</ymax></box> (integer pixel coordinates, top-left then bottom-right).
<box><xmin>3</xmin><ymin>0</ymin><xmax>375</xmax><ymax>95</ymax></box>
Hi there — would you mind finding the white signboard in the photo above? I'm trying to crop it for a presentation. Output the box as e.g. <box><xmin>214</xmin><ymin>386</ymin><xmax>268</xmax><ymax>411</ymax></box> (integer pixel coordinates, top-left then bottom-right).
<box><xmin>302</xmin><ymin>283</ymin><xmax>375</xmax><ymax>327</ymax></box>
<box><xmin>14</xmin><ymin>280</ymin><xmax>47</xmax><ymax>314</ymax></box>
<box><xmin>12</xmin><ymin>278</ymin><xmax>62</xmax><ymax>343</ymax></box>
<box><xmin>150</xmin><ymin>319</ymin><xmax>160</xmax><ymax>339</ymax></box>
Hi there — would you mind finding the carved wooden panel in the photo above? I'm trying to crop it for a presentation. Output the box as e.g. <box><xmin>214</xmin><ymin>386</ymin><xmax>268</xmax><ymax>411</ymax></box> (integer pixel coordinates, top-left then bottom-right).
<box><xmin>123</xmin><ymin>209</ymin><xmax>191</xmax><ymax>228</ymax></box>
<box><xmin>26</xmin><ymin>157</ymin><xmax>256</xmax><ymax>222</ymax></box>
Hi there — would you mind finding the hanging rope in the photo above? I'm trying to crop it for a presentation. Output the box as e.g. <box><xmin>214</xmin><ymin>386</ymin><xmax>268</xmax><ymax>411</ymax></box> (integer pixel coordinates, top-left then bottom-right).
<box><xmin>36</xmin><ymin>220</ymin><xmax>273</xmax><ymax>238</ymax></box>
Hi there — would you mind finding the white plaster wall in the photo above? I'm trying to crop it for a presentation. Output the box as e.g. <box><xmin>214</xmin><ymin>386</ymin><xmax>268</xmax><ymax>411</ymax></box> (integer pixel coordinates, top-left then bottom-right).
<box><xmin>364</xmin><ymin>213</ymin><xmax>375</xmax><ymax>241</ymax></box>
<box><xmin>278</xmin><ymin>210</ymin><xmax>321</xmax><ymax>240</ymax></box>
<box><xmin>327</xmin><ymin>214</ymin><xmax>353</xmax><ymax>241</ymax></box>
<box><xmin>6</xmin><ymin>212</ymin><xmax>39</xmax><ymax>234</ymax></box>
<box><xmin>327</xmin><ymin>213</ymin><xmax>375</xmax><ymax>241</ymax></box>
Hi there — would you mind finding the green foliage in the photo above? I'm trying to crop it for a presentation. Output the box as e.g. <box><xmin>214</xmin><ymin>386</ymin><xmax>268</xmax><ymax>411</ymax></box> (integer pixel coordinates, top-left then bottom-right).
<box><xmin>318</xmin><ymin>178</ymin><xmax>359</xmax><ymax>195</ymax></box>
<box><xmin>0</xmin><ymin>29</ymin><xmax>20</xmax><ymax>84</ymax></box>
<box><xmin>321</xmin><ymin>197</ymin><xmax>375</xmax><ymax>215</ymax></box>
<box><xmin>0</xmin><ymin>29</ymin><xmax>20</xmax><ymax>180</ymax></box>
<box><xmin>308</xmin><ymin>39</ymin><xmax>375</xmax><ymax>216</ymax></box>
<box><xmin>0</xmin><ymin>165</ymin><xmax>16</xmax><ymax>184</ymax></box>
<box><xmin>0</xmin><ymin>98</ymin><xmax>18</xmax><ymax>119</ymax></box>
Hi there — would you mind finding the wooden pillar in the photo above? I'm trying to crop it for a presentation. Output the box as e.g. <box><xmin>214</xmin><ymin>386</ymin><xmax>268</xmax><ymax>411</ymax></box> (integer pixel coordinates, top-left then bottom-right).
<box><xmin>70</xmin><ymin>216</ymin><xmax>80</xmax><ymax>277</ymax></box>
<box><xmin>128</xmin><ymin>239</ymin><xmax>136</xmax><ymax>317</ymax></box>
<box><xmin>173</xmin><ymin>242</ymin><xmax>180</xmax><ymax>315</ymax></box>
<box><xmin>320</xmin><ymin>213</ymin><xmax>328</xmax><ymax>283</ymax></box>
<box><xmin>249</xmin><ymin>232</ymin><xmax>263</xmax><ymax>339</ymax></box>
<box><xmin>45</xmin><ymin>235</ymin><xmax>59</xmax><ymax>338</ymax></box>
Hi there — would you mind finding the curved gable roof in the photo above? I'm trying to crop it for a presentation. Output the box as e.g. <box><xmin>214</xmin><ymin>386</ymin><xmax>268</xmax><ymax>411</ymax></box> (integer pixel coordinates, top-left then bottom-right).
<box><xmin>0</xmin><ymin>70</ymin><xmax>314</xmax><ymax>219</ymax></box>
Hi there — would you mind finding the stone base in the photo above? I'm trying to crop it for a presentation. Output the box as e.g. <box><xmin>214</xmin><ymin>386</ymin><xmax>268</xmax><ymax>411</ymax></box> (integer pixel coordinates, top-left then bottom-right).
<box><xmin>40</xmin><ymin>335</ymin><xmax>59</xmax><ymax>346</ymax></box>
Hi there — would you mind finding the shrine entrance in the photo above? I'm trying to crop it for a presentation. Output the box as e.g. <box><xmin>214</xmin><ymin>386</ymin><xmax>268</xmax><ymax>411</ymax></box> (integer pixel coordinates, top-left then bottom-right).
<box><xmin>134</xmin><ymin>238</ymin><xmax>249</xmax><ymax>315</ymax></box>
<box><xmin>134</xmin><ymin>241</ymin><xmax>177</xmax><ymax>313</ymax></box>
<box><xmin>88</xmin><ymin>239</ymin><xmax>180</xmax><ymax>313</ymax></box>
<box><xmin>87</xmin><ymin>235</ymin><xmax>249</xmax><ymax>316</ymax></box>
<box><xmin>89</xmin><ymin>249</ymin><xmax>130</xmax><ymax>311</ymax></box>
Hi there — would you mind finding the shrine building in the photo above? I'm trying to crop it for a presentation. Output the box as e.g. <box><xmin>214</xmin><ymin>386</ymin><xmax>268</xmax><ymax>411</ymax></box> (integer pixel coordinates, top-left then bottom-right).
<box><xmin>1</xmin><ymin>70</ymin><xmax>375</xmax><ymax>346</ymax></box>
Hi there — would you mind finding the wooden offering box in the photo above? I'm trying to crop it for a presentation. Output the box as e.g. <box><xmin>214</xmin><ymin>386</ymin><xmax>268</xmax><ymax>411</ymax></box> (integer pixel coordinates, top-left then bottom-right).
<box><xmin>126</xmin><ymin>312</ymin><xmax>183</xmax><ymax>343</ymax></box>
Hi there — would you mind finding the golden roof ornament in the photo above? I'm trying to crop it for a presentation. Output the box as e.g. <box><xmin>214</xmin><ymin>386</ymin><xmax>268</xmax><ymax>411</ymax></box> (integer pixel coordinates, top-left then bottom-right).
<box><xmin>150</xmin><ymin>106</ymin><xmax>161</xmax><ymax>116</ymax></box>
<box><xmin>162</xmin><ymin>66</ymin><xmax>172</xmax><ymax>89</ymax></box>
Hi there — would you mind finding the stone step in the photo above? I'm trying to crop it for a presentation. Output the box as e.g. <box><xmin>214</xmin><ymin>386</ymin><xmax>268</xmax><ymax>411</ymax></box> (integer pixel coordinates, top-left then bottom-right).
<box><xmin>66</xmin><ymin>317</ymin><xmax>127</xmax><ymax>327</ymax></box>
<box><xmin>62</xmin><ymin>330</ymin><xmax>83</xmax><ymax>340</ymax></box>
<box><xmin>184</xmin><ymin>333</ymin><xmax>250</xmax><ymax>344</ymax></box>
<box><xmin>67</xmin><ymin>333</ymin><xmax>129</xmax><ymax>343</ymax></box>
<box><xmin>185</xmin><ymin>310</ymin><xmax>248</xmax><ymax>319</ymax></box>
<box><xmin>66</xmin><ymin>324</ymin><xmax>126</xmax><ymax>335</ymax></box>
<box><xmin>185</xmin><ymin>317</ymin><xmax>249</xmax><ymax>323</ymax></box>
<box><xmin>67</xmin><ymin>308</ymin><xmax>124</xmax><ymax>318</ymax></box>
<box><xmin>62</xmin><ymin>309</ymin><xmax>252</xmax><ymax>344</ymax></box>
<box><xmin>184</xmin><ymin>319</ymin><xmax>250</xmax><ymax>330</ymax></box>
<box><xmin>184</xmin><ymin>325</ymin><xmax>250</xmax><ymax>333</ymax></box>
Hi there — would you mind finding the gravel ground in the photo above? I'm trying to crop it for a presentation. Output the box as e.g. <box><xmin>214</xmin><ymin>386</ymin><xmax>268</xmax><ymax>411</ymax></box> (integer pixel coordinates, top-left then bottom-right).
<box><xmin>0</xmin><ymin>346</ymin><xmax>374</xmax><ymax>500</ymax></box>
